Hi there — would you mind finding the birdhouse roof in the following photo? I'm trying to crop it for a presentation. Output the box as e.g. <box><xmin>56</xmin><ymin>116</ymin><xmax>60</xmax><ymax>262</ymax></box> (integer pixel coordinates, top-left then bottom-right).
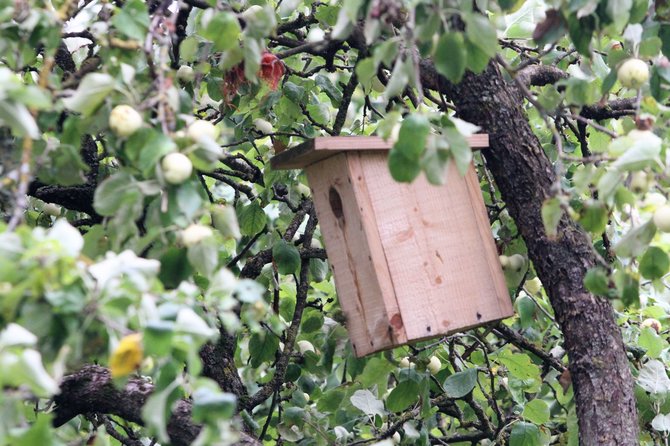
<box><xmin>271</xmin><ymin>135</ymin><xmax>489</xmax><ymax>170</ymax></box>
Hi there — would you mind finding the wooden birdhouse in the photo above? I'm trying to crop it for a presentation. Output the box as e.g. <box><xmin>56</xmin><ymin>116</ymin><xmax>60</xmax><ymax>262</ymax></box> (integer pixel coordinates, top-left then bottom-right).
<box><xmin>271</xmin><ymin>136</ymin><xmax>513</xmax><ymax>357</ymax></box>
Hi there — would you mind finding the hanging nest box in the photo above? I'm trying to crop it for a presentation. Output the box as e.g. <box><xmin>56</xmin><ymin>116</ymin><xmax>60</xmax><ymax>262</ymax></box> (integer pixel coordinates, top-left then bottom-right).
<box><xmin>271</xmin><ymin>136</ymin><xmax>513</xmax><ymax>357</ymax></box>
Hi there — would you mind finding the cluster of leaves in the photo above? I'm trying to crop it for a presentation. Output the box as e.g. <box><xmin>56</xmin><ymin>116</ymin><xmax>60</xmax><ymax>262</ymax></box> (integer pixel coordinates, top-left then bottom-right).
<box><xmin>2</xmin><ymin>0</ymin><xmax>670</xmax><ymax>444</ymax></box>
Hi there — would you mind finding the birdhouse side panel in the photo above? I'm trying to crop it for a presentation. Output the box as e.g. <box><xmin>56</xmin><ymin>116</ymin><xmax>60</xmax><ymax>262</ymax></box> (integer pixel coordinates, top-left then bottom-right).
<box><xmin>463</xmin><ymin>163</ymin><xmax>514</xmax><ymax>316</ymax></box>
<box><xmin>359</xmin><ymin>154</ymin><xmax>513</xmax><ymax>341</ymax></box>
<box><xmin>305</xmin><ymin>153</ymin><xmax>404</xmax><ymax>356</ymax></box>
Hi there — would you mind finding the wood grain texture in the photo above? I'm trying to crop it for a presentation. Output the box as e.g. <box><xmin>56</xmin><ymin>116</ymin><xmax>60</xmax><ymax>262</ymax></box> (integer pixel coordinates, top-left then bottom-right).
<box><xmin>271</xmin><ymin>135</ymin><xmax>489</xmax><ymax>170</ymax></box>
<box><xmin>360</xmin><ymin>154</ymin><xmax>512</xmax><ymax>342</ymax></box>
<box><xmin>289</xmin><ymin>136</ymin><xmax>511</xmax><ymax>357</ymax></box>
<box><xmin>305</xmin><ymin>153</ymin><xmax>406</xmax><ymax>356</ymax></box>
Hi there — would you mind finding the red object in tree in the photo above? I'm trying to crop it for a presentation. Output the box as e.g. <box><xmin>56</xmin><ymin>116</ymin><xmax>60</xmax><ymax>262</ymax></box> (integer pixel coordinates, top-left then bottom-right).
<box><xmin>259</xmin><ymin>51</ymin><xmax>285</xmax><ymax>90</ymax></box>
<box><xmin>222</xmin><ymin>51</ymin><xmax>285</xmax><ymax>102</ymax></box>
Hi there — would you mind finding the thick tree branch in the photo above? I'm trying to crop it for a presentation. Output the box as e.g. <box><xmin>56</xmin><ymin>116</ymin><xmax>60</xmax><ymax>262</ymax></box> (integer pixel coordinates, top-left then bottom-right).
<box><xmin>515</xmin><ymin>64</ymin><xmax>569</xmax><ymax>87</ymax></box>
<box><xmin>440</xmin><ymin>61</ymin><xmax>638</xmax><ymax>445</ymax></box>
<box><xmin>53</xmin><ymin>365</ymin><xmax>260</xmax><ymax>446</ymax></box>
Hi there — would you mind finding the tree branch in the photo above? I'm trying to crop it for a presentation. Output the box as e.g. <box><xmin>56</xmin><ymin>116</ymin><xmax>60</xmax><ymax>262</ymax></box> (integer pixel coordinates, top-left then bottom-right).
<box><xmin>53</xmin><ymin>365</ymin><xmax>261</xmax><ymax>446</ymax></box>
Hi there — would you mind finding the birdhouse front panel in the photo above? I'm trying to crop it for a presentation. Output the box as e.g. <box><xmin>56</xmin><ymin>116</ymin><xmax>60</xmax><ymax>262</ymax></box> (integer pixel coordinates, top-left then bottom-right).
<box><xmin>306</xmin><ymin>152</ymin><xmax>408</xmax><ymax>356</ymax></box>
<box><xmin>272</xmin><ymin>136</ymin><xmax>513</xmax><ymax>357</ymax></box>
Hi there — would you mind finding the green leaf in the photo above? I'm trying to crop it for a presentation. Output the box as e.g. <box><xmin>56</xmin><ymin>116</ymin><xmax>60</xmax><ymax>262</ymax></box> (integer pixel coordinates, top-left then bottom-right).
<box><xmin>389</xmin><ymin>150</ymin><xmax>421</xmax><ymax>182</ymax></box>
<box><xmin>465</xmin><ymin>38</ymin><xmax>491</xmax><ymax>73</ymax></box>
<box><xmin>639</xmin><ymin>246</ymin><xmax>670</xmax><ymax>280</ymax></box>
<box><xmin>357</xmin><ymin>357</ymin><xmax>391</xmax><ymax>395</ymax></box>
<box><xmin>0</xmin><ymin>101</ymin><xmax>39</xmax><ymax>138</ymax></box>
<box><xmin>350</xmin><ymin>389</ymin><xmax>385</xmax><ymax>417</ymax></box>
<box><xmin>564</xmin><ymin>78</ymin><xmax>598</xmax><ymax>106</ymax></box>
<box><xmin>583</xmin><ymin>267</ymin><xmax>610</xmax><ymax>296</ymax></box>
<box><xmin>13</xmin><ymin>413</ymin><xmax>53</xmax><ymax>446</ymax></box>
<box><xmin>240</xmin><ymin>5</ymin><xmax>276</xmax><ymax>39</ymax></box>
<box><xmin>62</xmin><ymin>73</ymin><xmax>116</xmax><ymax>117</ymax></box>
<box><xmin>614</xmin><ymin>221</ymin><xmax>656</xmax><ymax>258</ymax></box>
<box><xmin>497</xmin><ymin>351</ymin><xmax>541</xmax><ymax>381</ymax></box>
<box><xmin>356</xmin><ymin>58</ymin><xmax>377</xmax><ymax>93</ymax></box>
<box><xmin>464</xmin><ymin>13</ymin><xmax>499</xmax><ymax>57</ymax></box>
<box><xmin>387</xmin><ymin>379</ymin><xmax>420</xmax><ymax>412</ymax></box>
<box><xmin>515</xmin><ymin>295</ymin><xmax>536</xmax><ymax>329</ymax></box>
<box><xmin>315</xmin><ymin>74</ymin><xmax>343</xmax><ymax>104</ymax></box>
<box><xmin>192</xmin><ymin>388</ymin><xmax>237</xmax><ymax>422</ymax></box>
<box><xmin>308</xmin><ymin>258</ymin><xmax>328</xmax><ymax>282</ymax></box>
<box><xmin>510</xmin><ymin>421</ymin><xmax>542</xmax><ymax>446</ymax></box>
<box><xmin>639</xmin><ymin>327</ymin><xmax>666</xmax><ymax>359</ymax></box>
<box><xmin>301</xmin><ymin>309</ymin><xmax>324</xmax><ymax>332</ymax></box>
<box><xmin>611</xmin><ymin>131</ymin><xmax>662</xmax><ymax>171</ymax></box>
<box><xmin>112</xmin><ymin>0</ymin><xmax>149</xmax><ymax>40</ymax></box>
<box><xmin>212</xmin><ymin>205</ymin><xmax>241</xmax><ymax>239</ymax></box>
<box><xmin>567</xmin><ymin>14</ymin><xmax>594</xmax><ymax>55</ymax></box>
<box><xmin>541</xmin><ymin>197</ymin><xmax>563</xmax><ymax>239</ymax></box>
<box><xmin>637</xmin><ymin>360</ymin><xmax>670</xmax><ymax>394</ymax></box>
<box><xmin>284</xmin><ymin>81</ymin><xmax>306</xmax><ymax>103</ymax></box>
<box><xmin>144</xmin><ymin>321</ymin><xmax>175</xmax><ymax>357</ymax></box>
<box><xmin>606</xmin><ymin>0</ymin><xmax>632</xmax><ymax>30</ymax></box>
<box><xmin>201</xmin><ymin>11</ymin><xmax>241</xmax><ymax>51</ymax></box>
<box><xmin>383</xmin><ymin>57</ymin><xmax>413</xmax><ymax>101</ymax></box>
<box><xmin>444</xmin><ymin>126</ymin><xmax>472</xmax><ymax>175</ymax></box>
<box><xmin>237</xmin><ymin>202</ymin><xmax>267</xmax><ymax>236</ymax></box>
<box><xmin>394</xmin><ymin>114</ymin><xmax>431</xmax><ymax>160</ymax></box>
<box><xmin>389</xmin><ymin>114</ymin><xmax>430</xmax><ymax>182</ymax></box>
<box><xmin>249</xmin><ymin>332</ymin><xmax>279</xmax><ymax>368</ymax></box>
<box><xmin>125</xmin><ymin>129</ymin><xmax>177</xmax><ymax>176</ymax></box>
<box><xmin>272</xmin><ymin>239</ymin><xmax>301</xmax><ymax>275</ymax></box>
<box><xmin>661</xmin><ymin>24</ymin><xmax>670</xmax><ymax>57</ymax></box>
<box><xmin>142</xmin><ymin>379</ymin><xmax>181</xmax><ymax>442</ymax></box>
<box><xmin>579</xmin><ymin>201</ymin><xmax>608</xmax><ymax>234</ymax></box>
<box><xmin>187</xmin><ymin>242</ymin><xmax>219</xmax><ymax>277</ymax></box>
<box><xmin>316</xmin><ymin>388</ymin><xmax>345</xmax><ymax>412</ymax></box>
<box><xmin>434</xmin><ymin>33</ymin><xmax>467</xmax><ymax>83</ymax></box>
<box><xmin>443</xmin><ymin>368</ymin><xmax>478</xmax><ymax>398</ymax></box>
<box><xmin>93</xmin><ymin>172</ymin><xmax>141</xmax><ymax>216</ymax></box>
<box><xmin>522</xmin><ymin>399</ymin><xmax>550</xmax><ymax>425</ymax></box>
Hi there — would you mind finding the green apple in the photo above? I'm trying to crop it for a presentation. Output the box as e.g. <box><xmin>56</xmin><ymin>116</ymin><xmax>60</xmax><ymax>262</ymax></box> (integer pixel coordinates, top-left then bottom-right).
<box><xmin>253</xmin><ymin>118</ymin><xmax>273</xmax><ymax>134</ymax></box>
<box><xmin>641</xmin><ymin>318</ymin><xmax>662</xmax><ymax>333</ymax></box>
<box><xmin>617</xmin><ymin>58</ymin><xmax>649</xmax><ymax>89</ymax></box>
<box><xmin>630</xmin><ymin>171</ymin><xmax>652</xmax><ymax>194</ymax></box>
<box><xmin>187</xmin><ymin>119</ymin><xmax>219</xmax><ymax>142</ymax></box>
<box><xmin>507</xmin><ymin>254</ymin><xmax>526</xmax><ymax>273</ymax></box>
<box><xmin>427</xmin><ymin>355</ymin><xmax>442</xmax><ymax>375</ymax></box>
<box><xmin>161</xmin><ymin>152</ymin><xmax>193</xmax><ymax>184</ymax></box>
<box><xmin>653</xmin><ymin>205</ymin><xmax>670</xmax><ymax>232</ymax></box>
<box><xmin>181</xmin><ymin>224</ymin><xmax>214</xmax><ymax>247</ymax></box>
<box><xmin>176</xmin><ymin>65</ymin><xmax>195</xmax><ymax>82</ymax></box>
<box><xmin>109</xmin><ymin>105</ymin><xmax>143</xmax><ymax>137</ymax></box>
<box><xmin>43</xmin><ymin>203</ymin><xmax>62</xmax><ymax>217</ymax></box>
<box><xmin>297</xmin><ymin>340</ymin><xmax>316</xmax><ymax>354</ymax></box>
<box><xmin>525</xmin><ymin>277</ymin><xmax>542</xmax><ymax>295</ymax></box>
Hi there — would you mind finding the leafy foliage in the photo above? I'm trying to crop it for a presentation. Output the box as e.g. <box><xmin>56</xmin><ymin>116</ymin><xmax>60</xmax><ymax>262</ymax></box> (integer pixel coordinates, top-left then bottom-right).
<box><xmin>0</xmin><ymin>0</ymin><xmax>670</xmax><ymax>445</ymax></box>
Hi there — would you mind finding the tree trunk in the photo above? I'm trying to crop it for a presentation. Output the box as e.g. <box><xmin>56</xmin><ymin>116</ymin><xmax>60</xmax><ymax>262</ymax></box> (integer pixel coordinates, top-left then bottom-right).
<box><xmin>443</xmin><ymin>62</ymin><xmax>638</xmax><ymax>445</ymax></box>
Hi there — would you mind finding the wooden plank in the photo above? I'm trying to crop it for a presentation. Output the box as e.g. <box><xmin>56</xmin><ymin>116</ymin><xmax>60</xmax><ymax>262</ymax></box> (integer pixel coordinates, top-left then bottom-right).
<box><xmin>305</xmin><ymin>153</ymin><xmax>404</xmax><ymax>357</ymax></box>
<box><xmin>463</xmin><ymin>166</ymin><xmax>514</xmax><ymax>319</ymax></box>
<box><xmin>360</xmin><ymin>155</ymin><xmax>512</xmax><ymax>341</ymax></box>
<box><xmin>271</xmin><ymin>135</ymin><xmax>489</xmax><ymax>170</ymax></box>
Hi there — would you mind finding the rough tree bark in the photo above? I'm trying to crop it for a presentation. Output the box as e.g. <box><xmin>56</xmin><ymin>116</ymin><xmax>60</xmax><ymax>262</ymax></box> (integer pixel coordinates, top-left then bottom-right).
<box><xmin>53</xmin><ymin>365</ymin><xmax>260</xmax><ymax>446</ymax></box>
<box><xmin>433</xmin><ymin>62</ymin><xmax>638</xmax><ymax>444</ymax></box>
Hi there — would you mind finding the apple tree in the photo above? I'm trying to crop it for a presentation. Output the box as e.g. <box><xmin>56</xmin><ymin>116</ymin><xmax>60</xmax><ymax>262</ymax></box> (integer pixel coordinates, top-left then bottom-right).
<box><xmin>0</xmin><ymin>0</ymin><xmax>669</xmax><ymax>444</ymax></box>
